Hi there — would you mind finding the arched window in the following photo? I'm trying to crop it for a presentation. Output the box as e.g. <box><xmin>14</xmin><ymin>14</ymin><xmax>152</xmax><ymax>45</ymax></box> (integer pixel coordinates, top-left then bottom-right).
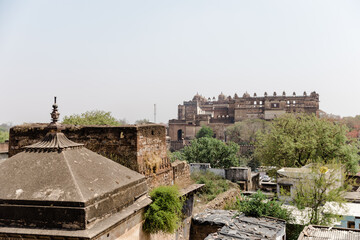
<box><xmin>177</xmin><ymin>129</ymin><xmax>183</xmax><ymax>141</ymax></box>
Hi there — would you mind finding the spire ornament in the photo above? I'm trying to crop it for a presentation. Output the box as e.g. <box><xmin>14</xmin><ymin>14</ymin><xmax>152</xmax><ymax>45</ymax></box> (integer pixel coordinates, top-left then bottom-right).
<box><xmin>51</xmin><ymin>96</ymin><xmax>60</xmax><ymax>124</ymax></box>
<box><xmin>47</xmin><ymin>96</ymin><xmax>64</xmax><ymax>132</ymax></box>
<box><xmin>24</xmin><ymin>97</ymin><xmax>83</xmax><ymax>152</ymax></box>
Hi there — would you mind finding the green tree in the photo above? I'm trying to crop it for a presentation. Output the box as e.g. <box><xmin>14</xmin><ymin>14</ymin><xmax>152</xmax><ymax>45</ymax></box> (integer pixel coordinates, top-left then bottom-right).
<box><xmin>62</xmin><ymin>110</ymin><xmax>121</xmax><ymax>126</ymax></box>
<box><xmin>0</xmin><ymin>131</ymin><xmax>9</xmax><ymax>143</ymax></box>
<box><xmin>230</xmin><ymin>190</ymin><xmax>293</xmax><ymax>222</ymax></box>
<box><xmin>0</xmin><ymin>123</ymin><xmax>11</xmax><ymax>143</ymax></box>
<box><xmin>291</xmin><ymin>161</ymin><xmax>349</xmax><ymax>226</ymax></box>
<box><xmin>255</xmin><ymin>114</ymin><xmax>359</xmax><ymax>174</ymax></box>
<box><xmin>226</xmin><ymin>119</ymin><xmax>270</xmax><ymax>145</ymax></box>
<box><xmin>182</xmin><ymin>137</ymin><xmax>239</xmax><ymax>168</ymax></box>
<box><xmin>168</xmin><ymin>150</ymin><xmax>185</xmax><ymax>162</ymax></box>
<box><xmin>143</xmin><ymin>186</ymin><xmax>183</xmax><ymax>234</ymax></box>
<box><xmin>196</xmin><ymin>126</ymin><xmax>214</xmax><ymax>139</ymax></box>
<box><xmin>135</xmin><ymin>119</ymin><xmax>151</xmax><ymax>125</ymax></box>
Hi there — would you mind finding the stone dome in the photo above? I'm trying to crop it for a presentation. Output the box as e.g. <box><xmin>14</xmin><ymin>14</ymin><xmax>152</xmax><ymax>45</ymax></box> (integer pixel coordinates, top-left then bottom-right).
<box><xmin>243</xmin><ymin>92</ymin><xmax>250</xmax><ymax>98</ymax></box>
<box><xmin>218</xmin><ymin>92</ymin><xmax>226</xmax><ymax>101</ymax></box>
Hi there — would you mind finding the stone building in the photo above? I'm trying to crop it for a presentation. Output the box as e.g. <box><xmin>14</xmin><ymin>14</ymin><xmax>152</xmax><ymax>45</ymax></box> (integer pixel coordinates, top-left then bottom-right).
<box><xmin>0</xmin><ymin>101</ymin><xmax>150</xmax><ymax>239</ymax></box>
<box><xmin>0</xmin><ymin>100</ymin><xmax>202</xmax><ymax>240</ymax></box>
<box><xmin>9</xmin><ymin>123</ymin><xmax>171</xmax><ymax>189</ymax></box>
<box><xmin>168</xmin><ymin>91</ymin><xmax>319</xmax><ymax>149</ymax></box>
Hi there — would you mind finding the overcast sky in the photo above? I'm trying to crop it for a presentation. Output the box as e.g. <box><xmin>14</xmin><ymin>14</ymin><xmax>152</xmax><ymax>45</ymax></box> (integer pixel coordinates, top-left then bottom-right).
<box><xmin>1</xmin><ymin>0</ymin><xmax>359</xmax><ymax>124</ymax></box>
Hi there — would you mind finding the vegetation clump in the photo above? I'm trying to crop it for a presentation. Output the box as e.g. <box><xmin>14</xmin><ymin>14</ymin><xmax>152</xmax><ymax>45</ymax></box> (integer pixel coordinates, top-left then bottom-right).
<box><xmin>0</xmin><ymin>130</ymin><xmax>9</xmax><ymax>143</ymax></box>
<box><xmin>182</xmin><ymin>137</ymin><xmax>239</xmax><ymax>168</ymax></box>
<box><xmin>143</xmin><ymin>186</ymin><xmax>183</xmax><ymax>234</ymax></box>
<box><xmin>225</xmin><ymin>119</ymin><xmax>270</xmax><ymax>145</ymax></box>
<box><xmin>168</xmin><ymin>150</ymin><xmax>185</xmax><ymax>163</ymax></box>
<box><xmin>191</xmin><ymin>171</ymin><xmax>231</xmax><ymax>202</ymax></box>
<box><xmin>63</xmin><ymin>110</ymin><xmax>121</xmax><ymax>126</ymax></box>
<box><xmin>255</xmin><ymin>114</ymin><xmax>359</xmax><ymax>174</ymax></box>
<box><xmin>196</xmin><ymin>126</ymin><xmax>214</xmax><ymax>139</ymax></box>
<box><xmin>135</xmin><ymin>119</ymin><xmax>151</xmax><ymax>125</ymax></box>
<box><xmin>291</xmin><ymin>161</ymin><xmax>349</xmax><ymax>226</ymax></box>
<box><xmin>228</xmin><ymin>190</ymin><xmax>293</xmax><ymax>222</ymax></box>
<box><xmin>0</xmin><ymin>123</ymin><xmax>11</xmax><ymax>143</ymax></box>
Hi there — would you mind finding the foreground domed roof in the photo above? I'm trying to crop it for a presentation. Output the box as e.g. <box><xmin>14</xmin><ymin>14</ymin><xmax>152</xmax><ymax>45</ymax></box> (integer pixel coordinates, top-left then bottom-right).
<box><xmin>0</xmin><ymin>98</ymin><xmax>148</xmax><ymax>230</ymax></box>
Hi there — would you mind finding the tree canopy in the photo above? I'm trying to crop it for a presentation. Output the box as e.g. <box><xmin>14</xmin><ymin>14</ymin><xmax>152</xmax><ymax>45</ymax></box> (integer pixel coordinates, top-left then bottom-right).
<box><xmin>182</xmin><ymin>137</ymin><xmax>239</xmax><ymax>168</ymax></box>
<box><xmin>62</xmin><ymin>110</ymin><xmax>121</xmax><ymax>126</ymax></box>
<box><xmin>341</xmin><ymin>115</ymin><xmax>360</xmax><ymax>139</ymax></box>
<box><xmin>255</xmin><ymin>114</ymin><xmax>359</xmax><ymax>174</ymax></box>
<box><xmin>0</xmin><ymin>123</ymin><xmax>11</xmax><ymax>143</ymax></box>
<box><xmin>196</xmin><ymin>126</ymin><xmax>214</xmax><ymax>139</ymax></box>
<box><xmin>225</xmin><ymin>119</ymin><xmax>270</xmax><ymax>145</ymax></box>
<box><xmin>290</xmin><ymin>161</ymin><xmax>349</xmax><ymax>226</ymax></box>
<box><xmin>0</xmin><ymin>131</ymin><xmax>9</xmax><ymax>143</ymax></box>
<box><xmin>135</xmin><ymin>119</ymin><xmax>151</xmax><ymax>125</ymax></box>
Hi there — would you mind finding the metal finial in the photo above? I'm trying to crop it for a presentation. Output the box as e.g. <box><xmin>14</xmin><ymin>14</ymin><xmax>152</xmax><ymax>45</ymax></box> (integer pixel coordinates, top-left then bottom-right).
<box><xmin>51</xmin><ymin>96</ymin><xmax>60</xmax><ymax>124</ymax></box>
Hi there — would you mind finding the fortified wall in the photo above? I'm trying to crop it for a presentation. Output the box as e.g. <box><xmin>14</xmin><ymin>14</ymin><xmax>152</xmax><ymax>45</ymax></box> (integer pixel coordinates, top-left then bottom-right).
<box><xmin>9</xmin><ymin>124</ymin><xmax>172</xmax><ymax>188</ymax></box>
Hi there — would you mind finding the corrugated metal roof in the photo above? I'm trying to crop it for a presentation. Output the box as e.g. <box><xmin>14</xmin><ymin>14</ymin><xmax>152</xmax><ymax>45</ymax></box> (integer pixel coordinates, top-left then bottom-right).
<box><xmin>299</xmin><ymin>225</ymin><xmax>360</xmax><ymax>240</ymax></box>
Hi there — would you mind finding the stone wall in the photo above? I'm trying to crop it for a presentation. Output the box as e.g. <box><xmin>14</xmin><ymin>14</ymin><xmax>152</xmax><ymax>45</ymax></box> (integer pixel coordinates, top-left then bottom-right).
<box><xmin>172</xmin><ymin>160</ymin><xmax>192</xmax><ymax>188</ymax></box>
<box><xmin>9</xmin><ymin>124</ymin><xmax>172</xmax><ymax>188</ymax></box>
<box><xmin>0</xmin><ymin>142</ymin><xmax>8</xmax><ymax>153</ymax></box>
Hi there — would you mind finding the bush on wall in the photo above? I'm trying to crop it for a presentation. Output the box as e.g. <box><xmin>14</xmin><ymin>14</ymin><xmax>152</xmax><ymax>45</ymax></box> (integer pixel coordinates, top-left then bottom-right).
<box><xmin>143</xmin><ymin>185</ymin><xmax>184</xmax><ymax>234</ymax></box>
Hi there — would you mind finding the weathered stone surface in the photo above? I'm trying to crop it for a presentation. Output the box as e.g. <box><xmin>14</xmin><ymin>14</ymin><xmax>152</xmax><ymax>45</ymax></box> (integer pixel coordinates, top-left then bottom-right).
<box><xmin>0</xmin><ymin>145</ymin><xmax>148</xmax><ymax>230</ymax></box>
<box><xmin>172</xmin><ymin>160</ymin><xmax>192</xmax><ymax>188</ymax></box>
<box><xmin>8</xmin><ymin>124</ymin><xmax>172</xmax><ymax>188</ymax></box>
<box><xmin>191</xmin><ymin>210</ymin><xmax>286</xmax><ymax>240</ymax></box>
<box><xmin>0</xmin><ymin>195</ymin><xmax>152</xmax><ymax>240</ymax></box>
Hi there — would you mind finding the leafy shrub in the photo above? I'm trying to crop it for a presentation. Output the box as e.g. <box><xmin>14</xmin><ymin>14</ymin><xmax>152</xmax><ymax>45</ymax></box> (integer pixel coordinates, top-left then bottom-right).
<box><xmin>230</xmin><ymin>190</ymin><xmax>293</xmax><ymax>222</ymax></box>
<box><xmin>143</xmin><ymin>186</ymin><xmax>184</xmax><ymax>234</ymax></box>
<box><xmin>62</xmin><ymin>110</ymin><xmax>121</xmax><ymax>126</ymax></box>
<box><xmin>168</xmin><ymin>150</ymin><xmax>185</xmax><ymax>163</ymax></box>
<box><xmin>191</xmin><ymin>171</ymin><xmax>230</xmax><ymax>202</ymax></box>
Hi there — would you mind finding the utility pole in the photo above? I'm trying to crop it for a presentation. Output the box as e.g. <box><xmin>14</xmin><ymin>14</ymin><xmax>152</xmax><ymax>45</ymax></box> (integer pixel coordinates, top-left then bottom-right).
<box><xmin>154</xmin><ymin>104</ymin><xmax>156</xmax><ymax>123</ymax></box>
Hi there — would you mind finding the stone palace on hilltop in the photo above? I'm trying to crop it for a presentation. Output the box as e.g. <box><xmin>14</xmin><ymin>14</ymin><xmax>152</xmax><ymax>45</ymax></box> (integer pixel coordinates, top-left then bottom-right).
<box><xmin>168</xmin><ymin>91</ymin><xmax>320</xmax><ymax>149</ymax></box>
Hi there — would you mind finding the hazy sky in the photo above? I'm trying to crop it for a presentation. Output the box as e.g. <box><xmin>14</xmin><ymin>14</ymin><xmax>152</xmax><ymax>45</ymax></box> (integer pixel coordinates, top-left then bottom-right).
<box><xmin>1</xmin><ymin>0</ymin><xmax>359</xmax><ymax>124</ymax></box>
